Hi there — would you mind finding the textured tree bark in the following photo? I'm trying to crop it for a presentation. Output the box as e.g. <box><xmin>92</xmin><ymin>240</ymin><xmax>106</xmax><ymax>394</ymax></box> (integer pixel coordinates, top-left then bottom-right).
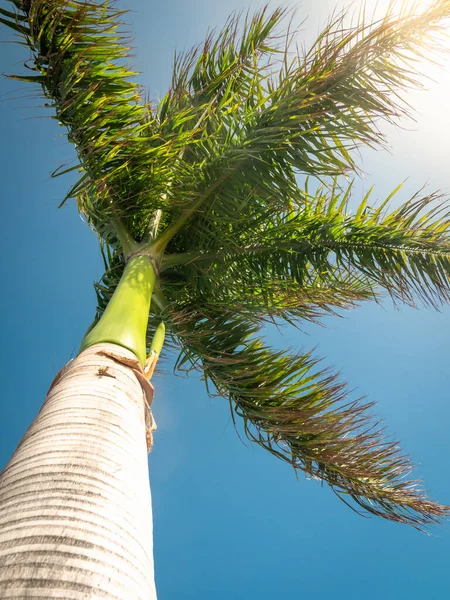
<box><xmin>0</xmin><ymin>344</ymin><xmax>157</xmax><ymax>599</ymax></box>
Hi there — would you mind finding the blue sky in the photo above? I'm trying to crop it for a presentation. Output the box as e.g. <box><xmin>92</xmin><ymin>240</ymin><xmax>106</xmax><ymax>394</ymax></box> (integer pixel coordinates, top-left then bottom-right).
<box><xmin>1</xmin><ymin>1</ymin><xmax>450</xmax><ymax>598</ymax></box>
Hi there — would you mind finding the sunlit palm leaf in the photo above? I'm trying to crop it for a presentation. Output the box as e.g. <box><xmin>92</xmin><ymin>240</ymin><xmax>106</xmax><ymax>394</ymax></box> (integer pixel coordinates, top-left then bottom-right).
<box><xmin>159</xmin><ymin>183</ymin><xmax>450</xmax><ymax>313</ymax></box>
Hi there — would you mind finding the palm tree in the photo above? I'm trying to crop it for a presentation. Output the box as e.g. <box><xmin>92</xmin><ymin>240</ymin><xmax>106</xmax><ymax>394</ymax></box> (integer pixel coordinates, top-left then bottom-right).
<box><xmin>2</xmin><ymin>0</ymin><xmax>450</xmax><ymax>596</ymax></box>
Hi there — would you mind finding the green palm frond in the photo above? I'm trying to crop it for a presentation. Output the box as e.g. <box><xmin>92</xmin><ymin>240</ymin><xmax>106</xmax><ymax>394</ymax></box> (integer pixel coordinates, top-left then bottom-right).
<box><xmin>161</xmin><ymin>7</ymin><xmax>285</xmax><ymax>113</ymax></box>
<box><xmin>178</xmin><ymin>276</ymin><xmax>375</xmax><ymax>326</ymax></box>
<box><xmin>2</xmin><ymin>0</ymin><xmax>193</xmax><ymax>242</ymax></box>
<box><xmin>160</xmin><ymin>173</ymin><xmax>450</xmax><ymax>294</ymax></box>
<box><xmin>162</xmin><ymin>257</ymin><xmax>378</xmax><ymax>325</ymax></box>
<box><xmin>158</xmin><ymin>184</ymin><xmax>450</xmax><ymax>317</ymax></box>
<box><xmin>272</xmin><ymin>183</ymin><xmax>450</xmax><ymax>308</ymax></box>
<box><xmin>169</xmin><ymin>307</ymin><xmax>448</xmax><ymax>528</ymax></box>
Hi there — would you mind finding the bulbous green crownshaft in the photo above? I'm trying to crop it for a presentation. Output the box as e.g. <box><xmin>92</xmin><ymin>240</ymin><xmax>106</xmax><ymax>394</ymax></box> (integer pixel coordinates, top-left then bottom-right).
<box><xmin>79</xmin><ymin>255</ymin><xmax>156</xmax><ymax>365</ymax></box>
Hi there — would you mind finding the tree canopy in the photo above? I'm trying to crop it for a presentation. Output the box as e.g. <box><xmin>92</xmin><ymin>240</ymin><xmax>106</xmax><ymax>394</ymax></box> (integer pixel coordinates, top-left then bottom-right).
<box><xmin>3</xmin><ymin>0</ymin><xmax>450</xmax><ymax>528</ymax></box>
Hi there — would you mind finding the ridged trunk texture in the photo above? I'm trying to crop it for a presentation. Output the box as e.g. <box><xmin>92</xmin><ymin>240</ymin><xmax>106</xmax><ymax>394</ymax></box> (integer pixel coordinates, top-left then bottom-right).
<box><xmin>0</xmin><ymin>344</ymin><xmax>157</xmax><ymax>599</ymax></box>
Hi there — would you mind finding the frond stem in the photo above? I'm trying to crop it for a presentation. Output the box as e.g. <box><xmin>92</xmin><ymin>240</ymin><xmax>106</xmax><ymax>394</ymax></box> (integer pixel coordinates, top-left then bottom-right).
<box><xmin>112</xmin><ymin>218</ymin><xmax>140</xmax><ymax>259</ymax></box>
<box><xmin>161</xmin><ymin>238</ymin><xmax>450</xmax><ymax>272</ymax></box>
<box><xmin>147</xmin><ymin>209</ymin><xmax>163</xmax><ymax>243</ymax></box>
<box><xmin>152</xmin><ymin>166</ymin><xmax>240</xmax><ymax>254</ymax></box>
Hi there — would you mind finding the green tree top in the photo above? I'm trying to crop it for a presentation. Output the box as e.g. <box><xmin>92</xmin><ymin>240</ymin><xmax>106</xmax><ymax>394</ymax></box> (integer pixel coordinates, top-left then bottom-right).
<box><xmin>3</xmin><ymin>0</ymin><xmax>450</xmax><ymax>528</ymax></box>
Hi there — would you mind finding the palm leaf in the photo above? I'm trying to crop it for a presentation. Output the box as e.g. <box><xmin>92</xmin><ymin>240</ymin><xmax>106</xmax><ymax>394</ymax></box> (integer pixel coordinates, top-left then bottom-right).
<box><xmin>168</xmin><ymin>306</ymin><xmax>449</xmax><ymax>529</ymax></box>
<box><xmin>279</xmin><ymin>183</ymin><xmax>450</xmax><ymax>308</ymax></box>
<box><xmin>159</xmin><ymin>183</ymin><xmax>450</xmax><ymax>312</ymax></box>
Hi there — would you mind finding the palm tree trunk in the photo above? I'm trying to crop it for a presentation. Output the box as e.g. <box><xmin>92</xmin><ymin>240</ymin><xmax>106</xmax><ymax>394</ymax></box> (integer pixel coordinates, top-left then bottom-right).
<box><xmin>0</xmin><ymin>343</ymin><xmax>157</xmax><ymax>600</ymax></box>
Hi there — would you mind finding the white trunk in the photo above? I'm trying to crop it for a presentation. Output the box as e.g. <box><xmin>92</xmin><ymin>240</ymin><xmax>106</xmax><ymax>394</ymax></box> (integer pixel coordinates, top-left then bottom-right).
<box><xmin>0</xmin><ymin>344</ymin><xmax>157</xmax><ymax>599</ymax></box>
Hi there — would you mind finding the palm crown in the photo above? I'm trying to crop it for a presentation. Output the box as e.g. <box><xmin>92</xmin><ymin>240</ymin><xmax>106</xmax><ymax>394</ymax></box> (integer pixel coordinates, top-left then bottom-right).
<box><xmin>3</xmin><ymin>0</ymin><xmax>450</xmax><ymax>528</ymax></box>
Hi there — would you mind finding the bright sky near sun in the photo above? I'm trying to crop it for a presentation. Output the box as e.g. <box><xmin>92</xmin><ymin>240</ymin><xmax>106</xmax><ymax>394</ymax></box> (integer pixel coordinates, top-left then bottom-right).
<box><xmin>1</xmin><ymin>1</ymin><xmax>450</xmax><ymax>599</ymax></box>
